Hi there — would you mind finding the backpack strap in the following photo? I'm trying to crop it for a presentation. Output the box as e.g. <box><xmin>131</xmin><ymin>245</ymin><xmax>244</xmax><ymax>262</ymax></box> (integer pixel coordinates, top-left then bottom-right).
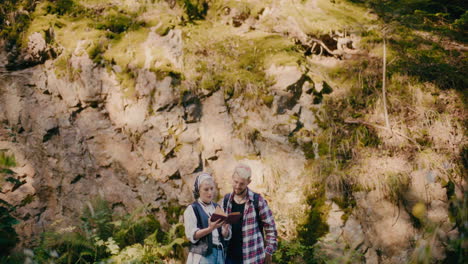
<box><xmin>223</xmin><ymin>193</ymin><xmax>230</xmax><ymax>211</ymax></box>
<box><xmin>253</xmin><ymin>192</ymin><xmax>264</xmax><ymax>239</ymax></box>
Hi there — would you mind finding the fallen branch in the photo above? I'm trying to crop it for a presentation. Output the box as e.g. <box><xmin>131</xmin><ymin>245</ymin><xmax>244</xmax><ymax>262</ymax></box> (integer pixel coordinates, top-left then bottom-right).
<box><xmin>306</xmin><ymin>37</ymin><xmax>340</xmax><ymax>58</ymax></box>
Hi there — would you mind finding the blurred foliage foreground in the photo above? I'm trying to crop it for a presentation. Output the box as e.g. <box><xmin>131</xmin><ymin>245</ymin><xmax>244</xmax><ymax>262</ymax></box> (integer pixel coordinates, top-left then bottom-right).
<box><xmin>2</xmin><ymin>198</ymin><xmax>187</xmax><ymax>263</ymax></box>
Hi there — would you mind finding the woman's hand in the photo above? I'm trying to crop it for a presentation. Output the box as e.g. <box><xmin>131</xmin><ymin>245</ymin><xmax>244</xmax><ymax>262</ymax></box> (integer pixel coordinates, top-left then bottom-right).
<box><xmin>193</xmin><ymin>219</ymin><xmax>224</xmax><ymax>240</ymax></box>
<box><xmin>208</xmin><ymin>218</ymin><xmax>224</xmax><ymax>231</ymax></box>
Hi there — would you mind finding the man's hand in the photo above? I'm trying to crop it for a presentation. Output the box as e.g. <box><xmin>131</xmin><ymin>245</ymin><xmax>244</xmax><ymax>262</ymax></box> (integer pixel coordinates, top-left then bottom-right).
<box><xmin>221</xmin><ymin>223</ymin><xmax>230</xmax><ymax>237</ymax></box>
<box><xmin>265</xmin><ymin>253</ymin><xmax>272</xmax><ymax>264</ymax></box>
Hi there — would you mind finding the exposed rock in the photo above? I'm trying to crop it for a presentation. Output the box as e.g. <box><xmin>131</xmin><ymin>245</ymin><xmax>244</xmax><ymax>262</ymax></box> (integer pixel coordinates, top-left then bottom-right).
<box><xmin>46</xmin><ymin>71</ymin><xmax>80</xmax><ymax>107</ymax></box>
<box><xmin>2</xmin><ymin>82</ymin><xmax>23</xmax><ymax>127</ymax></box>
<box><xmin>22</xmin><ymin>32</ymin><xmax>52</xmax><ymax>65</ymax></box>
<box><xmin>177</xmin><ymin>144</ymin><xmax>201</xmax><ymax>175</ymax></box>
<box><xmin>342</xmin><ymin>215</ymin><xmax>365</xmax><ymax>250</ymax></box>
<box><xmin>200</xmin><ymin>91</ymin><xmax>234</xmax><ymax>160</ymax></box>
<box><xmin>69</xmin><ymin>51</ymin><xmax>105</xmax><ymax>104</ymax></box>
<box><xmin>143</xmin><ymin>28</ymin><xmax>183</xmax><ymax>70</ymax></box>
<box><xmin>154</xmin><ymin>76</ymin><xmax>179</xmax><ymax>111</ymax></box>
<box><xmin>139</xmin><ymin>128</ymin><xmax>164</xmax><ymax>162</ymax></box>
<box><xmin>355</xmin><ymin>191</ymin><xmax>415</xmax><ymax>260</ymax></box>
<box><xmin>409</xmin><ymin>169</ymin><xmax>447</xmax><ymax>203</ymax></box>
<box><xmin>135</xmin><ymin>69</ymin><xmax>157</xmax><ymax>98</ymax></box>
<box><xmin>266</xmin><ymin>65</ymin><xmax>303</xmax><ymax>92</ymax></box>
<box><xmin>324</xmin><ymin>202</ymin><xmax>345</xmax><ymax>241</ymax></box>
<box><xmin>365</xmin><ymin>248</ymin><xmax>379</xmax><ymax>264</ymax></box>
<box><xmin>179</xmin><ymin>124</ymin><xmax>200</xmax><ymax>143</ymax></box>
<box><xmin>122</xmin><ymin>98</ymin><xmax>150</xmax><ymax>133</ymax></box>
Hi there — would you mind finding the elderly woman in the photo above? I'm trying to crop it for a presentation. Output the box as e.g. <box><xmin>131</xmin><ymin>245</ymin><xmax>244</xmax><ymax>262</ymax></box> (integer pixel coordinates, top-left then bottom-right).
<box><xmin>184</xmin><ymin>172</ymin><xmax>231</xmax><ymax>264</ymax></box>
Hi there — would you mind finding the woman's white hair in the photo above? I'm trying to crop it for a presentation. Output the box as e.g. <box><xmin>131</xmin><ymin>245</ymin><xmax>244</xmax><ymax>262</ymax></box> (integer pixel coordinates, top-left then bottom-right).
<box><xmin>233</xmin><ymin>163</ymin><xmax>251</xmax><ymax>180</ymax></box>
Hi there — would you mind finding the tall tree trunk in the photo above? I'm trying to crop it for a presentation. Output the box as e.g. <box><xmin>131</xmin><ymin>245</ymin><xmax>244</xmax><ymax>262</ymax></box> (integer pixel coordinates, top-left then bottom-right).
<box><xmin>382</xmin><ymin>37</ymin><xmax>391</xmax><ymax>131</ymax></box>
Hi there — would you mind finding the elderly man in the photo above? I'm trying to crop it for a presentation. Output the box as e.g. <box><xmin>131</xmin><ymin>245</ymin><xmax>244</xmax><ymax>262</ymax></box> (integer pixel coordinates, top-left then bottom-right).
<box><xmin>222</xmin><ymin>164</ymin><xmax>278</xmax><ymax>264</ymax></box>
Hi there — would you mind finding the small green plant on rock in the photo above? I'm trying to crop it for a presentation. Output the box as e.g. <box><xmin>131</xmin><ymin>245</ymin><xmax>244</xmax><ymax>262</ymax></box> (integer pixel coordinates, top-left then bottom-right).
<box><xmin>177</xmin><ymin>0</ymin><xmax>209</xmax><ymax>22</ymax></box>
<box><xmin>0</xmin><ymin>152</ymin><xmax>20</xmax><ymax>260</ymax></box>
<box><xmin>273</xmin><ymin>239</ymin><xmax>312</xmax><ymax>264</ymax></box>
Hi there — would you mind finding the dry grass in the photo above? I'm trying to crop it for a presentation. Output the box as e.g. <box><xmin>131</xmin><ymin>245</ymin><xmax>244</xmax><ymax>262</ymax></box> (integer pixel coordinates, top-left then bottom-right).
<box><xmin>347</xmin><ymin>152</ymin><xmax>412</xmax><ymax>199</ymax></box>
<box><xmin>257</xmin><ymin>0</ymin><xmax>374</xmax><ymax>36</ymax></box>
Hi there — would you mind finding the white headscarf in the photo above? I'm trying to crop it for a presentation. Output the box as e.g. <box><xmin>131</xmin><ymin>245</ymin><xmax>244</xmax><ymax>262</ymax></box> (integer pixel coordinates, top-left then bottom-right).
<box><xmin>193</xmin><ymin>172</ymin><xmax>213</xmax><ymax>199</ymax></box>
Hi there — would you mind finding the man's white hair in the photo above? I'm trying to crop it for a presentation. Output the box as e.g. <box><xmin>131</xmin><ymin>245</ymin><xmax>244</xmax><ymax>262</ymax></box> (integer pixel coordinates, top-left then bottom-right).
<box><xmin>233</xmin><ymin>163</ymin><xmax>252</xmax><ymax>180</ymax></box>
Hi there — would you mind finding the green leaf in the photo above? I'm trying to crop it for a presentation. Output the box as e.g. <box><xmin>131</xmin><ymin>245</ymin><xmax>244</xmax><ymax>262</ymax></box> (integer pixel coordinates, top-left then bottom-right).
<box><xmin>0</xmin><ymin>152</ymin><xmax>16</xmax><ymax>168</ymax></box>
<box><xmin>0</xmin><ymin>199</ymin><xmax>12</xmax><ymax>207</ymax></box>
<box><xmin>5</xmin><ymin>177</ymin><xmax>26</xmax><ymax>192</ymax></box>
<box><xmin>0</xmin><ymin>168</ymin><xmax>14</xmax><ymax>175</ymax></box>
<box><xmin>79</xmin><ymin>251</ymin><xmax>93</xmax><ymax>257</ymax></box>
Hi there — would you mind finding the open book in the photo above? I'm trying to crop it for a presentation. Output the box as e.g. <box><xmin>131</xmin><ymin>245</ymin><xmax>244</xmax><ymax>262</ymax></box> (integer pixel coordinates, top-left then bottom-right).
<box><xmin>210</xmin><ymin>206</ymin><xmax>242</xmax><ymax>224</ymax></box>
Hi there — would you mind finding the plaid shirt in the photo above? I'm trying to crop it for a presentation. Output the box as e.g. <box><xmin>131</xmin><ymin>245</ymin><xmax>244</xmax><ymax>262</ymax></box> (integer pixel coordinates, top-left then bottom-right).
<box><xmin>225</xmin><ymin>188</ymin><xmax>278</xmax><ymax>264</ymax></box>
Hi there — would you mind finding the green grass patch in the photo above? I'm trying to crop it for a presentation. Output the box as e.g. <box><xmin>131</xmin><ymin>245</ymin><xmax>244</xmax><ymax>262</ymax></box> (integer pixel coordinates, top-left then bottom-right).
<box><xmin>389</xmin><ymin>29</ymin><xmax>467</xmax><ymax>91</ymax></box>
<box><xmin>115</xmin><ymin>70</ymin><xmax>137</xmax><ymax>98</ymax></box>
<box><xmin>298</xmin><ymin>183</ymin><xmax>330</xmax><ymax>248</ymax></box>
<box><xmin>102</xmin><ymin>27</ymin><xmax>150</xmax><ymax>68</ymax></box>
<box><xmin>183</xmin><ymin>22</ymin><xmax>303</xmax><ymax>99</ymax></box>
<box><xmin>208</xmin><ymin>0</ymin><xmax>271</xmax><ymax>20</ymax></box>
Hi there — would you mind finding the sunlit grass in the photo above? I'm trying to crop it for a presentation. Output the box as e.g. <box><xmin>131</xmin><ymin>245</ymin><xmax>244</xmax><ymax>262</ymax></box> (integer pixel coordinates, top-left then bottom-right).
<box><xmin>102</xmin><ymin>28</ymin><xmax>150</xmax><ymax>69</ymax></box>
<box><xmin>258</xmin><ymin>0</ymin><xmax>375</xmax><ymax>36</ymax></box>
<box><xmin>182</xmin><ymin>21</ymin><xmax>303</xmax><ymax>98</ymax></box>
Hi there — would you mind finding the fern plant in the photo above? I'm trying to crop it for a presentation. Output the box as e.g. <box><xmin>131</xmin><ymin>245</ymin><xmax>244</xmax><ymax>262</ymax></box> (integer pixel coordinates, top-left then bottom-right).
<box><xmin>32</xmin><ymin>198</ymin><xmax>115</xmax><ymax>263</ymax></box>
<box><xmin>35</xmin><ymin>231</ymin><xmax>102</xmax><ymax>264</ymax></box>
<box><xmin>113</xmin><ymin>206</ymin><xmax>162</xmax><ymax>247</ymax></box>
<box><xmin>30</xmin><ymin>197</ymin><xmax>187</xmax><ymax>263</ymax></box>
<box><xmin>81</xmin><ymin>198</ymin><xmax>114</xmax><ymax>240</ymax></box>
<box><xmin>110</xmin><ymin>222</ymin><xmax>187</xmax><ymax>263</ymax></box>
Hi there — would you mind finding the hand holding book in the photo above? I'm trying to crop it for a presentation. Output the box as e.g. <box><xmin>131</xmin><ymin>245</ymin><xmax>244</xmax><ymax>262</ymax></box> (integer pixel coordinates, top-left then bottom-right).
<box><xmin>210</xmin><ymin>206</ymin><xmax>242</xmax><ymax>224</ymax></box>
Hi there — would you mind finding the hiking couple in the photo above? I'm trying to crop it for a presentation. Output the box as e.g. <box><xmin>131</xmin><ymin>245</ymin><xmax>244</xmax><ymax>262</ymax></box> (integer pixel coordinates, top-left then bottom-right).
<box><xmin>183</xmin><ymin>164</ymin><xmax>278</xmax><ymax>264</ymax></box>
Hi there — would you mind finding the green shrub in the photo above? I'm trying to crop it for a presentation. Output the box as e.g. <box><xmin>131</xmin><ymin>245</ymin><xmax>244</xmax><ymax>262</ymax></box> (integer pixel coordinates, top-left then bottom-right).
<box><xmin>273</xmin><ymin>239</ymin><xmax>313</xmax><ymax>264</ymax></box>
<box><xmin>81</xmin><ymin>198</ymin><xmax>114</xmax><ymax>240</ymax></box>
<box><xmin>95</xmin><ymin>13</ymin><xmax>136</xmax><ymax>34</ymax></box>
<box><xmin>453</xmin><ymin>10</ymin><xmax>468</xmax><ymax>30</ymax></box>
<box><xmin>0</xmin><ymin>152</ymin><xmax>19</xmax><ymax>257</ymax></box>
<box><xmin>177</xmin><ymin>0</ymin><xmax>209</xmax><ymax>21</ymax></box>
<box><xmin>114</xmin><ymin>214</ymin><xmax>162</xmax><ymax>247</ymax></box>
<box><xmin>27</xmin><ymin>198</ymin><xmax>186</xmax><ymax>263</ymax></box>
<box><xmin>47</xmin><ymin>0</ymin><xmax>75</xmax><ymax>15</ymax></box>
<box><xmin>0</xmin><ymin>0</ymin><xmax>34</xmax><ymax>51</ymax></box>
<box><xmin>312</xmin><ymin>238</ymin><xmax>364</xmax><ymax>264</ymax></box>
<box><xmin>0</xmin><ymin>206</ymin><xmax>20</xmax><ymax>257</ymax></box>
<box><xmin>384</xmin><ymin>172</ymin><xmax>410</xmax><ymax>205</ymax></box>
<box><xmin>444</xmin><ymin>179</ymin><xmax>468</xmax><ymax>263</ymax></box>
<box><xmin>87</xmin><ymin>43</ymin><xmax>106</xmax><ymax>65</ymax></box>
<box><xmin>298</xmin><ymin>185</ymin><xmax>330</xmax><ymax>248</ymax></box>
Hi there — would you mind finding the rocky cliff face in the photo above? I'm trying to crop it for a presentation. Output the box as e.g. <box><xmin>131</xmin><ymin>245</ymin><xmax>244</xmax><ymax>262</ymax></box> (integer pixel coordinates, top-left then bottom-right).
<box><xmin>0</xmin><ymin>36</ymin><xmax>311</xmax><ymax>242</ymax></box>
<box><xmin>0</xmin><ymin>0</ymin><xmax>466</xmax><ymax>263</ymax></box>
